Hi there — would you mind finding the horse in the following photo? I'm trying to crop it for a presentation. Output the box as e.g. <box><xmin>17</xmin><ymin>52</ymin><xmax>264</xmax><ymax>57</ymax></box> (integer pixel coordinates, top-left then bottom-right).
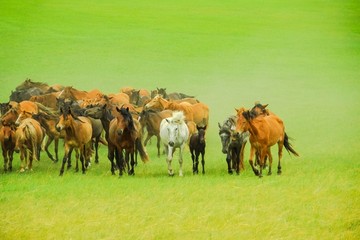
<box><xmin>32</xmin><ymin>112</ymin><xmax>65</xmax><ymax>162</ymax></box>
<box><xmin>218</xmin><ymin>115</ymin><xmax>248</xmax><ymax>174</ymax></box>
<box><xmin>15</xmin><ymin>78</ymin><xmax>63</xmax><ymax>92</ymax></box>
<box><xmin>129</xmin><ymin>89</ymin><xmax>151</xmax><ymax>107</ymax></box>
<box><xmin>138</xmin><ymin>109</ymin><xmax>173</xmax><ymax>157</ymax></box>
<box><xmin>236</xmin><ymin>107</ymin><xmax>299</xmax><ymax>177</ymax></box>
<box><xmin>0</xmin><ymin>125</ymin><xmax>16</xmax><ymax>172</ymax></box>
<box><xmin>156</xmin><ymin>87</ymin><xmax>194</xmax><ymax>100</ymax></box>
<box><xmin>15</xmin><ymin>118</ymin><xmax>45</xmax><ymax>172</ymax></box>
<box><xmin>108</xmin><ymin>107</ymin><xmax>149</xmax><ymax>176</ymax></box>
<box><xmin>145</xmin><ymin>95</ymin><xmax>209</xmax><ymax>126</ymax></box>
<box><xmin>160</xmin><ymin>111</ymin><xmax>189</xmax><ymax>176</ymax></box>
<box><xmin>56</xmin><ymin>107</ymin><xmax>93</xmax><ymax>176</ymax></box>
<box><xmin>189</xmin><ymin>125</ymin><xmax>207</xmax><ymax>174</ymax></box>
<box><xmin>57</xmin><ymin>86</ymin><xmax>103</xmax><ymax>101</ymax></box>
<box><xmin>29</xmin><ymin>92</ymin><xmax>60</xmax><ymax>110</ymax></box>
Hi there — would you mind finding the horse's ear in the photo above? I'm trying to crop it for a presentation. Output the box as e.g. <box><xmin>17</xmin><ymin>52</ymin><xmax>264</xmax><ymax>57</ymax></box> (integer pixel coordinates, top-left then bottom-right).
<box><xmin>263</xmin><ymin>104</ymin><xmax>269</xmax><ymax>109</ymax></box>
<box><xmin>218</xmin><ymin>122</ymin><xmax>221</xmax><ymax>129</ymax></box>
<box><xmin>102</xmin><ymin>104</ymin><xmax>107</xmax><ymax>109</ymax></box>
<box><xmin>116</xmin><ymin>106</ymin><xmax>121</xmax><ymax>112</ymax></box>
<box><xmin>126</xmin><ymin>107</ymin><xmax>129</xmax><ymax>112</ymax></box>
<box><xmin>166</xmin><ymin>119</ymin><xmax>170</xmax><ymax>123</ymax></box>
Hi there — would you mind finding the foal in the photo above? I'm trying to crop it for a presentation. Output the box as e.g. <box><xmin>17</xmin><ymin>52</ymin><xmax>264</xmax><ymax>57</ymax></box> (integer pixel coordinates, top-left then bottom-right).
<box><xmin>189</xmin><ymin>125</ymin><xmax>207</xmax><ymax>174</ymax></box>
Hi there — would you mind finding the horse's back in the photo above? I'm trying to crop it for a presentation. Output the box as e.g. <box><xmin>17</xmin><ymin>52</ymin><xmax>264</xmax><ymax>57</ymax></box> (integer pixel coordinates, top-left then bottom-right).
<box><xmin>19</xmin><ymin>101</ymin><xmax>38</xmax><ymax>114</ymax></box>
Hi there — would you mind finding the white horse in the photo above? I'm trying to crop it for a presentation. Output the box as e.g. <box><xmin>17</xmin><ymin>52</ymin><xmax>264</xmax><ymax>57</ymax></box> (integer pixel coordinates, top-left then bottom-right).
<box><xmin>160</xmin><ymin>111</ymin><xmax>189</xmax><ymax>176</ymax></box>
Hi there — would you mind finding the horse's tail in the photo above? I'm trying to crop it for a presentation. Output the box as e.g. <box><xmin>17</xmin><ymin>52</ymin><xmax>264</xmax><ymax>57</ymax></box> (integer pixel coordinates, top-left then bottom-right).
<box><xmin>135</xmin><ymin>138</ymin><xmax>149</xmax><ymax>163</ymax></box>
<box><xmin>25</xmin><ymin>124</ymin><xmax>39</xmax><ymax>161</ymax></box>
<box><xmin>284</xmin><ymin>133</ymin><xmax>299</xmax><ymax>157</ymax></box>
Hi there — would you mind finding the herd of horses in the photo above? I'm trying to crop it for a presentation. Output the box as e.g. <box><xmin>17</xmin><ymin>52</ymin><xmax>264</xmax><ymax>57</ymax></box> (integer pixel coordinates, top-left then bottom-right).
<box><xmin>0</xmin><ymin>79</ymin><xmax>299</xmax><ymax>178</ymax></box>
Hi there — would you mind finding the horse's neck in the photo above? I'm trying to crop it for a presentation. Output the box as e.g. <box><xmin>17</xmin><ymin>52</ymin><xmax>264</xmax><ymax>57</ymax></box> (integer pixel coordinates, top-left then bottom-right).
<box><xmin>159</xmin><ymin>98</ymin><xmax>170</xmax><ymax>109</ymax></box>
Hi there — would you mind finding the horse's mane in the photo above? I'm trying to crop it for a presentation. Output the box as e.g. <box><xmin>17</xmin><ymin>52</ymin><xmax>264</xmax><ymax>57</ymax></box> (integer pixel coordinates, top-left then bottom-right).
<box><xmin>170</xmin><ymin>111</ymin><xmax>185</xmax><ymax>124</ymax></box>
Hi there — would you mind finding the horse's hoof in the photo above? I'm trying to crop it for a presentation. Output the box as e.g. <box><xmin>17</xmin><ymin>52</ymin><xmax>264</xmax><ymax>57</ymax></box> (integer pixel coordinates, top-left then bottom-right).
<box><xmin>20</xmin><ymin>168</ymin><xmax>25</xmax><ymax>173</ymax></box>
<box><xmin>228</xmin><ymin>170</ymin><xmax>233</xmax><ymax>175</ymax></box>
<box><xmin>258</xmin><ymin>175</ymin><xmax>263</xmax><ymax>178</ymax></box>
<box><xmin>277</xmin><ymin>171</ymin><xmax>282</xmax><ymax>175</ymax></box>
<box><xmin>95</xmin><ymin>160</ymin><xmax>99</xmax><ymax>164</ymax></box>
<box><xmin>67</xmin><ymin>165</ymin><xmax>72</xmax><ymax>169</ymax></box>
<box><xmin>268</xmin><ymin>172</ymin><xmax>272</xmax><ymax>176</ymax></box>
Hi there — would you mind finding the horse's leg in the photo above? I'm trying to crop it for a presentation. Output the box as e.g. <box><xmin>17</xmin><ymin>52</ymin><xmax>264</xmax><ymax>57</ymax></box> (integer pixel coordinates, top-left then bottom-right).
<box><xmin>178</xmin><ymin>144</ymin><xmax>186</xmax><ymax>177</ymax></box>
<box><xmin>190</xmin><ymin>149</ymin><xmax>195</xmax><ymax>174</ymax></box>
<box><xmin>28</xmin><ymin>153</ymin><xmax>33</xmax><ymax>171</ymax></box>
<box><xmin>54</xmin><ymin>138</ymin><xmax>59</xmax><ymax>162</ymax></box>
<box><xmin>156</xmin><ymin>135</ymin><xmax>161</xmax><ymax>157</ymax></box>
<box><xmin>240</xmin><ymin>141</ymin><xmax>247</xmax><ymax>171</ymax></box>
<box><xmin>201</xmin><ymin>148</ymin><xmax>205</xmax><ymax>174</ymax></box>
<box><xmin>107</xmin><ymin>143</ymin><xmax>116</xmax><ymax>175</ymax></box>
<box><xmin>9</xmin><ymin>149</ymin><xmax>14</xmax><ymax>171</ymax></box>
<box><xmin>166</xmin><ymin>145</ymin><xmax>174</xmax><ymax>176</ymax></box>
<box><xmin>67</xmin><ymin>148</ymin><xmax>73</xmax><ymax>169</ymax></box>
<box><xmin>249</xmin><ymin>146</ymin><xmax>259</xmax><ymax>176</ymax></box>
<box><xmin>226</xmin><ymin>152</ymin><xmax>233</xmax><ymax>175</ymax></box>
<box><xmin>75</xmin><ymin>149</ymin><xmax>79</xmax><ymax>172</ymax></box>
<box><xmin>267</xmin><ymin>148</ymin><xmax>273</xmax><ymax>175</ymax></box>
<box><xmin>80</xmin><ymin>145</ymin><xmax>86</xmax><ymax>174</ymax></box>
<box><xmin>59</xmin><ymin>145</ymin><xmax>71</xmax><ymax>176</ymax></box>
<box><xmin>44</xmin><ymin>136</ymin><xmax>55</xmax><ymax>162</ymax></box>
<box><xmin>129</xmin><ymin>151</ymin><xmax>135</xmax><ymax>176</ymax></box>
<box><xmin>115</xmin><ymin>148</ymin><xmax>124</xmax><ymax>176</ymax></box>
<box><xmin>258</xmin><ymin>147</ymin><xmax>268</xmax><ymax>178</ymax></box>
<box><xmin>235</xmin><ymin>146</ymin><xmax>240</xmax><ymax>175</ymax></box>
<box><xmin>95</xmin><ymin>137</ymin><xmax>99</xmax><ymax>164</ymax></box>
<box><xmin>195</xmin><ymin>150</ymin><xmax>200</xmax><ymax>174</ymax></box>
<box><xmin>277</xmin><ymin>141</ymin><xmax>284</xmax><ymax>175</ymax></box>
<box><xmin>2</xmin><ymin>147</ymin><xmax>8</xmax><ymax>172</ymax></box>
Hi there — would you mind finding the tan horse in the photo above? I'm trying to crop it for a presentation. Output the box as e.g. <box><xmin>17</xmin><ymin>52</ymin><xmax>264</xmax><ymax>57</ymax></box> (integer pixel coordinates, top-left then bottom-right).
<box><xmin>15</xmin><ymin>118</ymin><xmax>45</xmax><ymax>172</ymax></box>
<box><xmin>144</xmin><ymin>95</ymin><xmax>209</xmax><ymax>126</ymax></box>
<box><xmin>56</xmin><ymin>108</ymin><xmax>93</xmax><ymax>176</ymax></box>
<box><xmin>236</xmin><ymin>107</ymin><xmax>299</xmax><ymax>177</ymax></box>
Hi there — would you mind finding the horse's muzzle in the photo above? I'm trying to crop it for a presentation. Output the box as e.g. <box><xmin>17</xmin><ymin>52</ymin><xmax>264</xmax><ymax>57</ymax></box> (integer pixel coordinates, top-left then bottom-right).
<box><xmin>169</xmin><ymin>141</ymin><xmax>175</xmax><ymax>147</ymax></box>
<box><xmin>222</xmin><ymin>149</ymin><xmax>227</xmax><ymax>154</ymax></box>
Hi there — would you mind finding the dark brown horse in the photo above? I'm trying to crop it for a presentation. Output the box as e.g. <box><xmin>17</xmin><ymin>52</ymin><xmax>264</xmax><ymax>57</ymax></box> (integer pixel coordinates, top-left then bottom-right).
<box><xmin>108</xmin><ymin>107</ymin><xmax>149</xmax><ymax>176</ymax></box>
<box><xmin>56</xmin><ymin>107</ymin><xmax>93</xmax><ymax>176</ymax></box>
<box><xmin>0</xmin><ymin>125</ymin><xmax>16</xmax><ymax>172</ymax></box>
<box><xmin>189</xmin><ymin>125</ymin><xmax>207</xmax><ymax>174</ymax></box>
<box><xmin>138</xmin><ymin>109</ymin><xmax>173</xmax><ymax>157</ymax></box>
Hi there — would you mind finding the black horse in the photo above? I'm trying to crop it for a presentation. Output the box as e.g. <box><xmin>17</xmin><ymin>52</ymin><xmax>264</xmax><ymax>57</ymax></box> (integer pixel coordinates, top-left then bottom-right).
<box><xmin>189</xmin><ymin>125</ymin><xmax>207</xmax><ymax>174</ymax></box>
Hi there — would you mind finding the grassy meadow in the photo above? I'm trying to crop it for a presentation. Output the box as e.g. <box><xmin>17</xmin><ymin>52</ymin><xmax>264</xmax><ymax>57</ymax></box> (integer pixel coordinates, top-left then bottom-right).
<box><xmin>1</xmin><ymin>0</ymin><xmax>359</xmax><ymax>239</ymax></box>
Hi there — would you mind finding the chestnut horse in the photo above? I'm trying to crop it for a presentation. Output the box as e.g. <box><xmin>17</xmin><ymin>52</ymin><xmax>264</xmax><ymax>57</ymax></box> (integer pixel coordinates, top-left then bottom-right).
<box><xmin>15</xmin><ymin>118</ymin><xmax>45</xmax><ymax>172</ymax></box>
<box><xmin>145</xmin><ymin>95</ymin><xmax>209</xmax><ymax>126</ymax></box>
<box><xmin>0</xmin><ymin>125</ymin><xmax>16</xmax><ymax>172</ymax></box>
<box><xmin>56</xmin><ymin>108</ymin><xmax>93</xmax><ymax>176</ymax></box>
<box><xmin>108</xmin><ymin>107</ymin><xmax>149</xmax><ymax>176</ymax></box>
<box><xmin>57</xmin><ymin>86</ymin><xmax>103</xmax><ymax>101</ymax></box>
<box><xmin>236</xmin><ymin>107</ymin><xmax>299</xmax><ymax>177</ymax></box>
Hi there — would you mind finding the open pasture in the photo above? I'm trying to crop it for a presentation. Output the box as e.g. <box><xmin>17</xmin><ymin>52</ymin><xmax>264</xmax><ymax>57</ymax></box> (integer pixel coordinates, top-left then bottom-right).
<box><xmin>1</xmin><ymin>0</ymin><xmax>359</xmax><ymax>239</ymax></box>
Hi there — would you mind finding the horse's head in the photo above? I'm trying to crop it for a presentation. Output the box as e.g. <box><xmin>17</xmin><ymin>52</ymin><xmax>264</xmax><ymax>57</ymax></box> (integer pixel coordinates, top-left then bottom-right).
<box><xmin>144</xmin><ymin>94</ymin><xmax>163</xmax><ymax>110</ymax></box>
<box><xmin>56</xmin><ymin>107</ymin><xmax>80</xmax><ymax>132</ymax></box>
<box><xmin>197</xmin><ymin>125</ymin><xmax>207</xmax><ymax>144</ymax></box>
<box><xmin>84</xmin><ymin>104</ymin><xmax>105</xmax><ymax>119</ymax></box>
<box><xmin>165</xmin><ymin>119</ymin><xmax>179</xmax><ymax>147</ymax></box>
<box><xmin>1</xmin><ymin>125</ymin><xmax>15</xmax><ymax>141</ymax></box>
<box><xmin>218</xmin><ymin>123</ymin><xmax>230</xmax><ymax>154</ymax></box>
<box><xmin>250</xmin><ymin>102</ymin><xmax>269</xmax><ymax>117</ymax></box>
<box><xmin>1</xmin><ymin>109</ymin><xmax>18</xmax><ymax>126</ymax></box>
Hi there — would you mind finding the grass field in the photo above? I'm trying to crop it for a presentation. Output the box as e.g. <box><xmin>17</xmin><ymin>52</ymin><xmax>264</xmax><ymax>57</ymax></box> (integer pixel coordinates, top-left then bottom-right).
<box><xmin>1</xmin><ymin>1</ymin><xmax>359</xmax><ymax>239</ymax></box>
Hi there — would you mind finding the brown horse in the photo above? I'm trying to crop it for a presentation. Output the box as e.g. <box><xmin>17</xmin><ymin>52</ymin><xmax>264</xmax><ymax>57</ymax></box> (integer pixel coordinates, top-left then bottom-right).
<box><xmin>108</xmin><ymin>107</ymin><xmax>149</xmax><ymax>176</ymax></box>
<box><xmin>144</xmin><ymin>95</ymin><xmax>209</xmax><ymax>126</ymax></box>
<box><xmin>56</xmin><ymin>108</ymin><xmax>93</xmax><ymax>176</ymax></box>
<box><xmin>15</xmin><ymin>78</ymin><xmax>63</xmax><ymax>92</ymax></box>
<box><xmin>138</xmin><ymin>109</ymin><xmax>173</xmax><ymax>157</ymax></box>
<box><xmin>29</xmin><ymin>92</ymin><xmax>60</xmax><ymax>110</ymax></box>
<box><xmin>236</xmin><ymin>107</ymin><xmax>299</xmax><ymax>177</ymax></box>
<box><xmin>32</xmin><ymin>112</ymin><xmax>65</xmax><ymax>162</ymax></box>
<box><xmin>15</xmin><ymin>118</ymin><xmax>45</xmax><ymax>172</ymax></box>
<box><xmin>57</xmin><ymin>86</ymin><xmax>103</xmax><ymax>101</ymax></box>
<box><xmin>0</xmin><ymin>125</ymin><xmax>16</xmax><ymax>172</ymax></box>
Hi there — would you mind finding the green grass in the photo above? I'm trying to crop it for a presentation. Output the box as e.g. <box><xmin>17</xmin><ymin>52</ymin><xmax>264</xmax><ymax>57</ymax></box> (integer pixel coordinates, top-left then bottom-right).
<box><xmin>0</xmin><ymin>0</ymin><xmax>359</xmax><ymax>239</ymax></box>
